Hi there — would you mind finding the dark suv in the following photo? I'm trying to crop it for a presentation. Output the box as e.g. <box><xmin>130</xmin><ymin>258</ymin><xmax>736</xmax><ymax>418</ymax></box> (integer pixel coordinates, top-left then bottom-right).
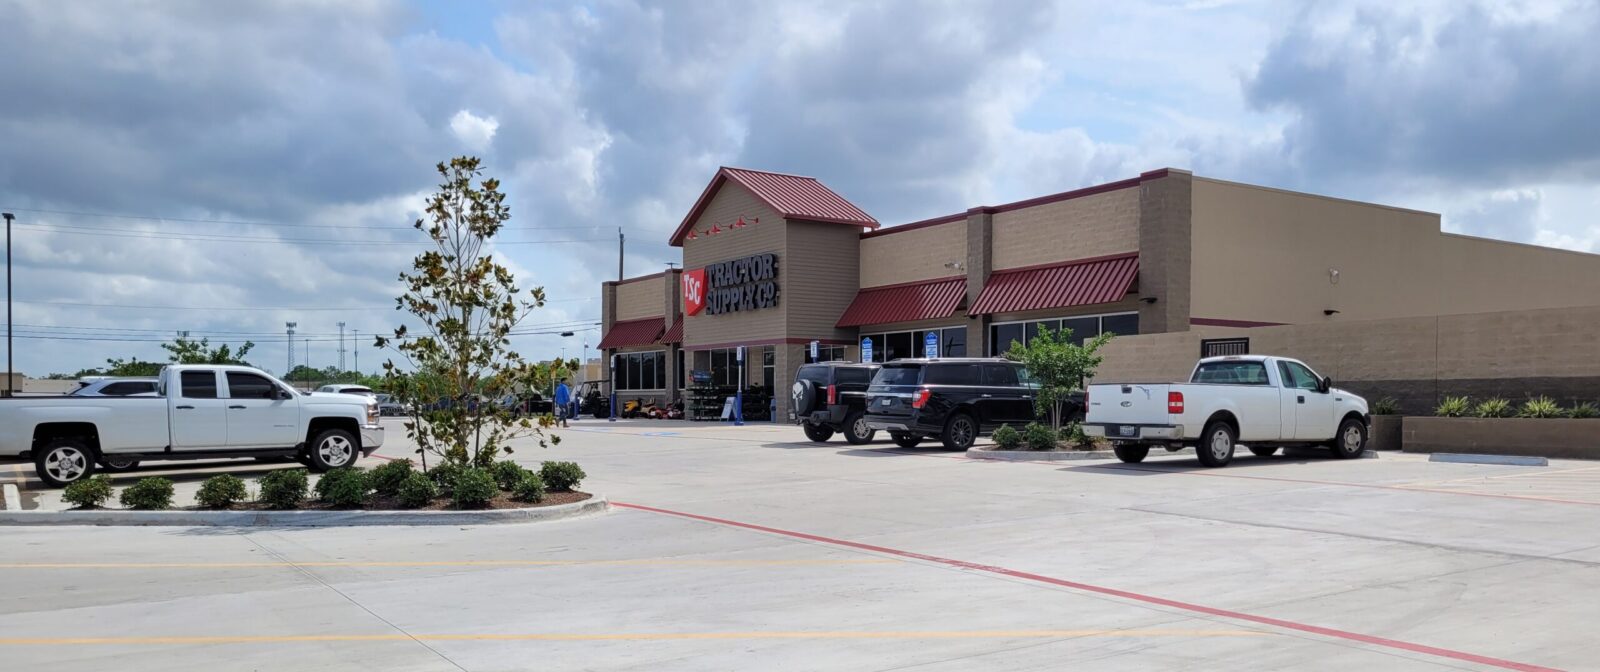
<box><xmin>790</xmin><ymin>362</ymin><xmax>881</xmax><ymax>444</ymax></box>
<box><xmin>865</xmin><ymin>358</ymin><xmax>1049</xmax><ymax>450</ymax></box>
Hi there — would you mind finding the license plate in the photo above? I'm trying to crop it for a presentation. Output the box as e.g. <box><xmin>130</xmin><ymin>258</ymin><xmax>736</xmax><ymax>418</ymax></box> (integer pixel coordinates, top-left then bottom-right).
<box><xmin>1119</xmin><ymin>425</ymin><xmax>1136</xmax><ymax>437</ymax></box>
<box><xmin>880</xmin><ymin>398</ymin><xmax>892</xmax><ymax>406</ymax></box>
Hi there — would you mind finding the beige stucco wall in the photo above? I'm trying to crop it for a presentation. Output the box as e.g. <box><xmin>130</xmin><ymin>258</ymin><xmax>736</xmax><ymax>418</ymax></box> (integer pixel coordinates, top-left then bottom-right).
<box><xmin>680</xmin><ymin>182</ymin><xmax>787</xmax><ymax>347</ymax></box>
<box><xmin>1190</xmin><ymin>178</ymin><xmax>1600</xmax><ymax>325</ymax></box>
<box><xmin>991</xmin><ymin>187</ymin><xmax>1140</xmax><ymax>270</ymax></box>
<box><xmin>858</xmin><ymin>219</ymin><xmax>967</xmax><ymax>287</ymax></box>
<box><xmin>614</xmin><ymin>275</ymin><xmax>664</xmax><ymax>321</ymax></box>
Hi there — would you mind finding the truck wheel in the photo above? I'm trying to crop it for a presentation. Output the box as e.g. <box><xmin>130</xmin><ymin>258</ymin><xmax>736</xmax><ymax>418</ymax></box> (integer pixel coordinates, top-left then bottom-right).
<box><xmin>890</xmin><ymin>432</ymin><xmax>922</xmax><ymax>448</ymax></box>
<box><xmin>306</xmin><ymin>428</ymin><xmax>360</xmax><ymax>472</ymax></box>
<box><xmin>36</xmin><ymin>438</ymin><xmax>96</xmax><ymax>487</ymax></box>
<box><xmin>941</xmin><ymin>412</ymin><xmax>977</xmax><ymax>451</ymax></box>
<box><xmin>1196</xmin><ymin>422</ymin><xmax>1236</xmax><ymax>467</ymax></box>
<box><xmin>1248</xmin><ymin>447</ymin><xmax>1278</xmax><ymax>457</ymax></box>
<box><xmin>802</xmin><ymin>422</ymin><xmax>834</xmax><ymax>442</ymax></box>
<box><xmin>1113</xmin><ymin>445</ymin><xmax>1149</xmax><ymax>463</ymax></box>
<box><xmin>100</xmin><ymin>456</ymin><xmax>141</xmax><ymax>472</ymax></box>
<box><xmin>842</xmin><ymin>411</ymin><xmax>876</xmax><ymax>445</ymax></box>
<box><xmin>1331</xmin><ymin>418</ymin><xmax>1367</xmax><ymax>459</ymax></box>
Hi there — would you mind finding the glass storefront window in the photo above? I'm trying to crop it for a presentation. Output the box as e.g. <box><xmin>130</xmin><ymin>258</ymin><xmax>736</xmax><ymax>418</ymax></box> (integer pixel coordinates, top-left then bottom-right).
<box><xmin>990</xmin><ymin>313</ymin><xmax>1139</xmax><ymax>355</ymax></box>
<box><xmin>941</xmin><ymin>327</ymin><xmax>966</xmax><ymax>357</ymax></box>
<box><xmin>615</xmin><ymin>351</ymin><xmax>667</xmax><ymax>390</ymax></box>
<box><xmin>991</xmin><ymin>323</ymin><xmax>1024</xmax><ymax>356</ymax></box>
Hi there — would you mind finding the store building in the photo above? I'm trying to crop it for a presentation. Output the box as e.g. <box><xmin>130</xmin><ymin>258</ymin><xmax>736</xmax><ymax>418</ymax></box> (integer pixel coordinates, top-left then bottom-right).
<box><xmin>600</xmin><ymin>166</ymin><xmax>1600</xmax><ymax>419</ymax></box>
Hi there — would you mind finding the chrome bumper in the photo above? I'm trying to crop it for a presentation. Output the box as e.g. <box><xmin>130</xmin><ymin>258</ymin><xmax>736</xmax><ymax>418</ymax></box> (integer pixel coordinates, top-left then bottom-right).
<box><xmin>360</xmin><ymin>424</ymin><xmax>385</xmax><ymax>454</ymax></box>
<box><xmin>1083</xmin><ymin>424</ymin><xmax>1183</xmax><ymax>441</ymax></box>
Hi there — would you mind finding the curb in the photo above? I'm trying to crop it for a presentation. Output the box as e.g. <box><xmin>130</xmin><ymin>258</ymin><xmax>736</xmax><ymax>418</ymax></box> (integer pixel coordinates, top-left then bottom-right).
<box><xmin>966</xmin><ymin>448</ymin><xmax>1116</xmax><ymax>461</ymax></box>
<box><xmin>1429</xmin><ymin>453</ymin><xmax>1548</xmax><ymax>467</ymax></box>
<box><xmin>2</xmin><ymin>484</ymin><xmax>19</xmax><ymax>511</ymax></box>
<box><xmin>1282</xmin><ymin>447</ymin><xmax>1380</xmax><ymax>459</ymax></box>
<box><xmin>0</xmin><ymin>495</ymin><xmax>609</xmax><ymax>527</ymax></box>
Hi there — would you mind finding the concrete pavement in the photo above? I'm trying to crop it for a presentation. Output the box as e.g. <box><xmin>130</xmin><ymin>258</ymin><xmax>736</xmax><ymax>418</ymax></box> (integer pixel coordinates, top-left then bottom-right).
<box><xmin>2</xmin><ymin>417</ymin><xmax>1597</xmax><ymax>670</ymax></box>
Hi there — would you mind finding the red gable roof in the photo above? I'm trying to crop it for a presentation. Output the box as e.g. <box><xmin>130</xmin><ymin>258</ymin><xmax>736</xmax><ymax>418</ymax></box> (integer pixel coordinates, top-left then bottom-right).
<box><xmin>660</xmin><ymin>319</ymin><xmax>683</xmax><ymax>344</ymax></box>
<box><xmin>670</xmin><ymin>167</ymin><xmax>878</xmax><ymax>246</ymax></box>
<box><xmin>969</xmin><ymin>254</ymin><xmax>1139</xmax><ymax>316</ymax></box>
<box><xmin>597</xmin><ymin>317</ymin><xmax>665</xmax><ymax>350</ymax></box>
<box><xmin>836</xmin><ymin>277</ymin><xmax>967</xmax><ymax>328</ymax></box>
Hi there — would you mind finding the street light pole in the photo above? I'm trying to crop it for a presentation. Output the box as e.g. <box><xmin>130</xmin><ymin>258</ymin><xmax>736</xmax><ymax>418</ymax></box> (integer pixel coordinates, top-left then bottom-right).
<box><xmin>3</xmin><ymin>212</ymin><xmax>12</xmax><ymax>398</ymax></box>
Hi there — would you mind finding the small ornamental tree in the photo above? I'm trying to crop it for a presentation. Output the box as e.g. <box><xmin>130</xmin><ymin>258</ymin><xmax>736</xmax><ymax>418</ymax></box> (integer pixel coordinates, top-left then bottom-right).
<box><xmin>377</xmin><ymin>157</ymin><xmax>558</xmax><ymax>471</ymax></box>
<box><xmin>1004</xmin><ymin>325</ymin><xmax>1113</xmax><ymax>432</ymax></box>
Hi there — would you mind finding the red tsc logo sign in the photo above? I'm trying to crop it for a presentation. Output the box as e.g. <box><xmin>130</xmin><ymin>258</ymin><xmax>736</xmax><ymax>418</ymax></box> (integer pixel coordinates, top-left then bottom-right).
<box><xmin>684</xmin><ymin>252</ymin><xmax>779</xmax><ymax>316</ymax></box>
<box><xmin>682</xmin><ymin>268</ymin><xmax>707</xmax><ymax>316</ymax></box>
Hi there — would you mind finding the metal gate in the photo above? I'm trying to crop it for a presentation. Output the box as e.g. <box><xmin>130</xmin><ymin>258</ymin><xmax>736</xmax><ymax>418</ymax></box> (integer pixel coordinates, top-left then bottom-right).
<box><xmin>1201</xmin><ymin>338</ymin><xmax>1250</xmax><ymax>358</ymax></box>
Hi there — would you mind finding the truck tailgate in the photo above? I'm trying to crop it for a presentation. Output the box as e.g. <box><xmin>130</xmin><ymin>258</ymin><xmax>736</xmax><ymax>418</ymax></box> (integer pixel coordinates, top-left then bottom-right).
<box><xmin>1085</xmin><ymin>383</ymin><xmax>1173</xmax><ymax>426</ymax></box>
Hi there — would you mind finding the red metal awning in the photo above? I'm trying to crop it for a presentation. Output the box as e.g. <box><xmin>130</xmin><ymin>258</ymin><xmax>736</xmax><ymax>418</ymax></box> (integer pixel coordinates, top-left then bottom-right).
<box><xmin>836</xmin><ymin>277</ymin><xmax>967</xmax><ymax>328</ymax></box>
<box><xmin>660</xmin><ymin>320</ymin><xmax>684</xmax><ymax>344</ymax></box>
<box><xmin>969</xmin><ymin>254</ymin><xmax>1138</xmax><ymax>315</ymax></box>
<box><xmin>597</xmin><ymin>317</ymin><xmax>665</xmax><ymax>349</ymax></box>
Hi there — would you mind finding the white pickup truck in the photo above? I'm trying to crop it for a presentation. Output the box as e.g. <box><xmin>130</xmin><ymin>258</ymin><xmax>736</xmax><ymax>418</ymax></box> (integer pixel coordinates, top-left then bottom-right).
<box><xmin>0</xmin><ymin>365</ymin><xmax>383</xmax><ymax>486</ymax></box>
<box><xmin>1083</xmin><ymin>355</ymin><xmax>1369</xmax><ymax>467</ymax></box>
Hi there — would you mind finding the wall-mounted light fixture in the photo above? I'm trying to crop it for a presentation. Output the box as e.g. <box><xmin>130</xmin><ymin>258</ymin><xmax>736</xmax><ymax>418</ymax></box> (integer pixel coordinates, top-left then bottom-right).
<box><xmin>1139</xmin><ymin>296</ymin><xmax>1158</xmax><ymax>304</ymax></box>
<box><xmin>1324</xmin><ymin>309</ymin><xmax>1341</xmax><ymax>316</ymax></box>
<box><xmin>943</xmin><ymin>261</ymin><xmax>965</xmax><ymax>271</ymax></box>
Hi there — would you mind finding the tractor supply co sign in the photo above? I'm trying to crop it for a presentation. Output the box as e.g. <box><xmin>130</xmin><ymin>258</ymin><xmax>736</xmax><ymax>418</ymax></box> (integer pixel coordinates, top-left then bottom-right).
<box><xmin>683</xmin><ymin>253</ymin><xmax>779</xmax><ymax>316</ymax></box>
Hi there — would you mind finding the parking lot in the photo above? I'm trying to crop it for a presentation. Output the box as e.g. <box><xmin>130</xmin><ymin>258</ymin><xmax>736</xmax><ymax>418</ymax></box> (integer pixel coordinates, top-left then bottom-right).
<box><xmin>3</xmin><ymin>417</ymin><xmax>1598</xmax><ymax>671</ymax></box>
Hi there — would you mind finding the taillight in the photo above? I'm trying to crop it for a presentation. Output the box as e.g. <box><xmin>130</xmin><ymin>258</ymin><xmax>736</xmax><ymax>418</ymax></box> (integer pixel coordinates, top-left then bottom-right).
<box><xmin>911</xmin><ymin>389</ymin><xmax>931</xmax><ymax>409</ymax></box>
<box><xmin>827</xmin><ymin>384</ymin><xmax>837</xmax><ymax>405</ymax></box>
<box><xmin>1083</xmin><ymin>389</ymin><xmax>1089</xmax><ymax>405</ymax></box>
<box><xmin>1168</xmin><ymin>391</ymin><xmax>1185</xmax><ymax>415</ymax></box>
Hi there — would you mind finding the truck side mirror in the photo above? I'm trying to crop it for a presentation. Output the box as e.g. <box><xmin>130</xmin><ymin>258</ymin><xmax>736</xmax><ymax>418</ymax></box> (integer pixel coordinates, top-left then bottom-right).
<box><xmin>1321</xmin><ymin>376</ymin><xmax>1333</xmax><ymax>393</ymax></box>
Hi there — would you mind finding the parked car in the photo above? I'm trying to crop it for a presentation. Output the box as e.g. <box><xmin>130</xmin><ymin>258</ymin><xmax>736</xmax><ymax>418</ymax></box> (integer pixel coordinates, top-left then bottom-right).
<box><xmin>864</xmin><ymin>358</ymin><xmax>1041</xmax><ymax>450</ymax></box>
<box><xmin>375</xmin><ymin>393</ymin><xmax>404</xmax><ymax>416</ymax></box>
<box><xmin>789</xmin><ymin>362</ymin><xmax>881</xmax><ymax>444</ymax></box>
<box><xmin>69</xmin><ymin>377</ymin><xmax>159</xmax><ymax>397</ymax></box>
<box><xmin>317</xmin><ymin>384</ymin><xmax>375</xmax><ymax>397</ymax></box>
<box><xmin>1083</xmin><ymin>355</ymin><xmax>1369</xmax><ymax>467</ymax></box>
<box><xmin>0</xmin><ymin>365</ymin><xmax>383</xmax><ymax>487</ymax></box>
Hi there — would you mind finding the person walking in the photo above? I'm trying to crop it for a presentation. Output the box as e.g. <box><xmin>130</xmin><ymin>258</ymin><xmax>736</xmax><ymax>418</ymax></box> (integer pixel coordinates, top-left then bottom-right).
<box><xmin>554</xmin><ymin>378</ymin><xmax>572</xmax><ymax>428</ymax></box>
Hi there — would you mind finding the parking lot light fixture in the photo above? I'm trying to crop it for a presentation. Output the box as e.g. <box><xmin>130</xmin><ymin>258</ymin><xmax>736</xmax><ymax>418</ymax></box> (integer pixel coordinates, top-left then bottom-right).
<box><xmin>3</xmin><ymin>212</ymin><xmax>12</xmax><ymax>398</ymax></box>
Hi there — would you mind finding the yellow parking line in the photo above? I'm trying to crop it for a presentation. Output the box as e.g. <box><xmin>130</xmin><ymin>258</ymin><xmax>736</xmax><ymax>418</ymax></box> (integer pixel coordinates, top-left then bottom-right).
<box><xmin>0</xmin><ymin>558</ymin><xmax>900</xmax><ymax>570</ymax></box>
<box><xmin>0</xmin><ymin>629</ymin><xmax>1272</xmax><ymax>646</ymax></box>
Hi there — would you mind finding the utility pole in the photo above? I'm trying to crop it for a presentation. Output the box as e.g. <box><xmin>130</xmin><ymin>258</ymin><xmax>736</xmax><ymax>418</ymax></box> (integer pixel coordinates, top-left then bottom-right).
<box><xmin>285</xmin><ymin>322</ymin><xmax>297</xmax><ymax>381</ymax></box>
<box><xmin>337</xmin><ymin>321</ymin><xmax>346</xmax><ymax>371</ymax></box>
<box><xmin>617</xmin><ymin>227</ymin><xmax>624</xmax><ymax>281</ymax></box>
<box><xmin>304</xmin><ymin>338</ymin><xmax>310</xmax><ymax>386</ymax></box>
<box><xmin>353</xmin><ymin>329</ymin><xmax>359</xmax><ymax>374</ymax></box>
<box><xmin>3</xmin><ymin>212</ymin><xmax>12</xmax><ymax>398</ymax></box>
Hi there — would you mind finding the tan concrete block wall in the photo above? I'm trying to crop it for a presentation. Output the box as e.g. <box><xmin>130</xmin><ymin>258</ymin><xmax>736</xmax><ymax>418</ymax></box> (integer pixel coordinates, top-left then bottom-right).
<box><xmin>858</xmin><ymin>220</ymin><xmax>967</xmax><ymax>287</ymax></box>
<box><xmin>991</xmin><ymin>187</ymin><xmax>1140</xmax><ymax>270</ymax></box>
<box><xmin>786</xmin><ymin>221</ymin><xmax>863</xmax><ymax>341</ymax></box>
<box><xmin>614</xmin><ymin>276</ymin><xmax>664</xmax><ymax>321</ymax></box>
<box><xmin>681</xmin><ymin>183</ymin><xmax>787</xmax><ymax>347</ymax></box>
<box><xmin>1093</xmin><ymin>326</ymin><xmax>1248</xmax><ymax>383</ymax></box>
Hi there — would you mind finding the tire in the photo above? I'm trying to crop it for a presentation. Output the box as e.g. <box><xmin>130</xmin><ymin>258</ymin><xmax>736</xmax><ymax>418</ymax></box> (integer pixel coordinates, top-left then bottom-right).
<box><xmin>35</xmin><ymin>438</ymin><xmax>96</xmax><ymax>488</ymax></box>
<box><xmin>940</xmin><ymin>412</ymin><xmax>978</xmax><ymax>451</ymax></box>
<box><xmin>802</xmin><ymin>422</ymin><xmax>834</xmax><ymax>442</ymax></box>
<box><xmin>890</xmin><ymin>432</ymin><xmax>922</xmax><ymax>448</ymax></box>
<box><xmin>100</xmin><ymin>456</ymin><xmax>141</xmax><ymax>472</ymax></box>
<box><xmin>790</xmin><ymin>380</ymin><xmax>820</xmax><ymax>417</ymax></box>
<box><xmin>842</xmin><ymin>411</ymin><xmax>875</xmax><ymax>445</ymax></box>
<box><xmin>1113</xmin><ymin>445</ymin><xmax>1149</xmax><ymax>464</ymax></box>
<box><xmin>306</xmin><ymin>428</ymin><xmax>360</xmax><ymax>472</ymax></box>
<box><xmin>1331</xmin><ymin>417</ymin><xmax>1367</xmax><ymax>459</ymax></box>
<box><xmin>1196</xmin><ymin>422</ymin><xmax>1236</xmax><ymax>468</ymax></box>
<box><xmin>1249</xmin><ymin>446</ymin><xmax>1278</xmax><ymax>457</ymax></box>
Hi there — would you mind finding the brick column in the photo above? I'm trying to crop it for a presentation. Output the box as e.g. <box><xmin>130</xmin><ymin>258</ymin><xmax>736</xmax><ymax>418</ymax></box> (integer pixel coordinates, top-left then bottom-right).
<box><xmin>600</xmin><ymin>281</ymin><xmax>617</xmax><ymax>396</ymax></box>
<box><xmin>774</xmin><ymin>343</ymin><xmax>805</xmax><ymax>422</ymax></box>
<box><xmin>1136</xmin><ymin>169</ymin><xmax>1193</xmax><ymax>334</ymax></box>
<box><xmin>663</xmin><ymin>270</ymin><xmax>682</xmax><ymax>402</ymax></box>
<box><xmin>965</xmin><ymin>207</ymin><xmax>996</xmax><ymax>356</ymax></box>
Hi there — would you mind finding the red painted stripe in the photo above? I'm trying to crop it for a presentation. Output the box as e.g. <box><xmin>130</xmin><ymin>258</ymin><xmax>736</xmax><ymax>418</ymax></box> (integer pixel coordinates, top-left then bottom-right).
<box><xmin>613</xmin><ymin>501</ymin><xmax>1562</xmax><ymax>672</ymax></box>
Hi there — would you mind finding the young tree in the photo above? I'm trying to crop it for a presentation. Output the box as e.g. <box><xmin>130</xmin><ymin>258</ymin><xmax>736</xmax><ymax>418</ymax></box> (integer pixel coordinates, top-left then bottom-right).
<box><xmin>376</xmin><ymin>157</ymin><xmax>556</xmax><ymax>469</ymax></box>
<box><xmin>1004</xmin><ymin>326</ymin><xmax>1114</xmax><ymax>432</ymax></box>
<box><xmin>162</xmin><ymin>337</ymin><xmax>255</xmax><ymax>365</ymax></box>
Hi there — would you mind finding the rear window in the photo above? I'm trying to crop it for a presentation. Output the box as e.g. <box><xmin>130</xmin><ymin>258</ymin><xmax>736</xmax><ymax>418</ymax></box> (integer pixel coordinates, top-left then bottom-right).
<box><xmin>796</xmin><ymin>366</ymin><xmax>829</xmax><ymax>384</ymax></box>
<box><xmin>922</xmin><ymin>364</ymin><xmax>980</xmax><ymax>385</ymax></box>
<box><xmin>1192</xmin><ymin>361</ymin><xmax>1270</xmax><ymax>385</ymax></box>
<box><xmin>873</xmin><ymin>365</ymin><xmax>922</xmax><ymax>386</ymax></box>
<box><xmin>833</xmin><ymin>367</ymin><xmax>874</xmax><ymax>385</ymax></box>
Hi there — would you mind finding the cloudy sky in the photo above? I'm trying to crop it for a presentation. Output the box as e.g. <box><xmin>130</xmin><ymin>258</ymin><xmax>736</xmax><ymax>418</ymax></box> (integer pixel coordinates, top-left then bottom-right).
<box><xmin>1</xmin><ymin>0</ymin><xmax>1597</xmax><ymax>377</ymax></box>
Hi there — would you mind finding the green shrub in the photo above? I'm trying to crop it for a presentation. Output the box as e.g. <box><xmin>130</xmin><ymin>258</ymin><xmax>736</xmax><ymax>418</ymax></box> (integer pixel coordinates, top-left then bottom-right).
<box><xmin>991</xmin><ymin>424</ymin><xmax>1022</xmax><ymax>450</ymax></box>
<box><xmin>490</xmin><ymin>460</ymin><xmax>530</xmax><ymax>491</ymax></box>
<box><xmin>1371</xmin><ymin>397</ymin><xmax>1401</xmax><ymax>416</ymax></box>
<box><xmin>1058</xmin><ymin>422</ymin><xmax>1089</xmax><ymax>448</ymax></box>
<box><xmin>369</xmin><ymin>458</ymin><xmax>414</xmax><ymax>497</ymax></box>
<box><xmin>1567</xmin><ymin>401</ymin><xmax>1600</xmax><ymax>419</ymax></box>
<box><xmin>396</xmin><ymin>471</ymin><xmax>438</xmax><ymax>509</ymax></box>
<box><xmin>1519</xmin><ymin>396</ymin><xmax>1563</xmax><ymax>419</ymax></box>
<box><xmin>119</xmin><ymin>477</ymin><xmax>175</xmax><ymax>510</ymax></box>
<box><xmin>194</xmin><ymin>474</ymin><xmax>249</xmax><ymax>509</ymax></box>
<box><xmin>61</xmin><ymin>475</ymin><xmax>114</xmax><ymax>509</ymax></box>
<box><xmin>314</xmin><ymin>468</ymin><xmax>371</xmax><ymax>508</ymax></box>
<box><xmin>511</xmin><ymin>472</ymin><xmax>546</xmax><ymax>503</ymax></box>
<box><xmin>1023</xmin><ymin>423</ymin><xmax>1058</xmax><ymax>451</ymax></box>
<box><xmin>1435</xmin><ymin>396</ymin><xmax>1470</xmax><ymax>417</ymax></box>
<box><xmin>258</xmin><ymin>469</ymin><xmax>309</xmax><ymax>510</ymax></box>
<box><xmin>1472</xmin><ymin>397</ymin><xmax>1513</xmax><ymax>418</ymax></box>
<box><xmin>451</xmin><ymin>468</ymin><xmax>497</xmax><ymax>509</ymax></box>
<box><xmin>539</xmin><ymin>461</ymin><xmax>586</xmax><ymax>492</ymax></box>
<box><xmin>427</xmin><ymin>461</ymin><xmax>465</xmax><ymax>493</ymax></box>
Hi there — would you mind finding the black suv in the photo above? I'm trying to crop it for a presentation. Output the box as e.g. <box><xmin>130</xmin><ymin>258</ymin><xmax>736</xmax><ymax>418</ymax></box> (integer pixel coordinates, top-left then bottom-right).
<box><xmin>865</xmin><ymin>358</ymin><xmax>1053</xmax><ymax>450</ymax></box>
<box><xmin>790</xmin><ymin>362</ymin><xmax>881</xmax><ymax>444</ymax></box>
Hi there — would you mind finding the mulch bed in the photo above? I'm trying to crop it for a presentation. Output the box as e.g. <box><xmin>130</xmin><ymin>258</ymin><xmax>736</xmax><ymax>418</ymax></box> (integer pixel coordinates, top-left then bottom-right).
<box><xmin>160</xmin><ymin>490</ymin><xmax>592</xmax><ymax>512</ymax></box>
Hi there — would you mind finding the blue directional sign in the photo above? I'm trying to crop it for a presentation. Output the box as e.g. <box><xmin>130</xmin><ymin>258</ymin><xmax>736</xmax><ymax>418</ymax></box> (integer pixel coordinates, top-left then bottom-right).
<box><xmin>924</xmin><ymin>331</ymin><xmax>939</xmax><ymax>358</ymax></box>
<box><xmin>861</xmin><ymin>337</ymin><xmax>874</xmax><ymax>363</ymax></box>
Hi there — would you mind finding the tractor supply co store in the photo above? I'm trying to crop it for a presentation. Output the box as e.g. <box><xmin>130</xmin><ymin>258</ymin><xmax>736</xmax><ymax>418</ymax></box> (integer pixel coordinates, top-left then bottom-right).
<box><xmin>601</xmin><ymin>166</ymin><xmax>1600</xmax><ymax>422</ymax></box>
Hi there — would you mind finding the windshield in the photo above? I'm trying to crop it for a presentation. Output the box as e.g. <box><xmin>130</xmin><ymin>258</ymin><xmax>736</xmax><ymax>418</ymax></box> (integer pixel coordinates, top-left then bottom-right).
<box><xmin>872</xmin><ymin>365</ymin><xmax>922</xmax><ymax>386</ymax></box>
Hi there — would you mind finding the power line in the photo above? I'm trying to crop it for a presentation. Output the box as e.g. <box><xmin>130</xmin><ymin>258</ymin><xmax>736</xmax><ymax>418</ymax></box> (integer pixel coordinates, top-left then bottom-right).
<box><xmin>12</xmin><ymin>223</ymin><xmax>612</xmax><ymax>246</ymax></box>
<box><xmin>16</xmin><ymin>298</ymin><xmax>595</xmax><ymax>311</ymax></box>
<box><xmin>1</xmin><ymin>207</ymin><xmax>639</xmax><ymax>232</ymax></box>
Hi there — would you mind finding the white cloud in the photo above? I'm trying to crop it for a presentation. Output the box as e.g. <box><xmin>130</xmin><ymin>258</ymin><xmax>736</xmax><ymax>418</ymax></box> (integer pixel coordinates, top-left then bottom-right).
<box><xmin>448</xmin><ymin>109</ymin><xmax>499</xmax><ymax>152</ymax></box>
